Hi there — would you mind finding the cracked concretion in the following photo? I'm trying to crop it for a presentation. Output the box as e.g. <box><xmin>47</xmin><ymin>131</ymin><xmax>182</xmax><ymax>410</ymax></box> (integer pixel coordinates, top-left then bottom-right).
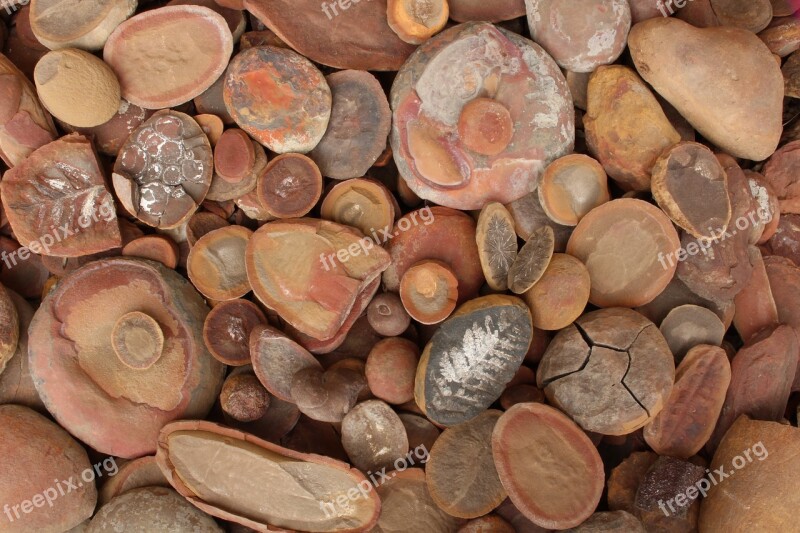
<box><xmin>537</xmin><ymin>308</ymin><xmax>674</xmax><ymax>436</ymax></box>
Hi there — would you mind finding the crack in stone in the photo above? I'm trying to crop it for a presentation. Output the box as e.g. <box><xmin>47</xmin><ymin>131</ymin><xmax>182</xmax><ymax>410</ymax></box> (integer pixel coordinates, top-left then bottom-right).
<box><xmin>544</xmin><ymin>323</ymin><xmax>655</xmax><ymax>414</ymax></box>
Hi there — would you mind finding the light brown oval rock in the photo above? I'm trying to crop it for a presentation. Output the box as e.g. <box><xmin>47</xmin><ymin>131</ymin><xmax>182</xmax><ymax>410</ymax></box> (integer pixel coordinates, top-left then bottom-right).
<box><xmin>98</xmin><ymin>456</ymin><xmax>170</xmax><ymax>505</ymax></box>
<box><xmin>566</xmin><ymin>198</ymin><xmax>680</xmax><ymax>308</ymax></box>
<box><xmin>34</xmin><ymin>48</ymin><xmax>120</xmax><ymax>127</ymax></box>
<box><xmin>584</xmin><ymin>65</ymin><xmax>681</xmax><ymax>191</ymax></box>
<box><xmin>629</xmin><ymin>17</ymin><xmax>782</xmax><ymax>161</ymax></box>
<box><xmin>156</xmin><ymin>420</ymin><xmax>381</xmax><ymax>532</ymax></box>
<box><xmin>426</xmin><ymin>410</ymin><xmax>507</xmax><ymax>519</ymax></box>
<box><xmin>0</xmin><ymin>282</ymin><xmax>19</xmax><ymax>373</ymax></box>
<box><xmin>526</xmin><ymin>0</ymin><xmax>631</xmax><ymax>73</ymax></box>
<box><xmin>103</xmin><ymin>6</ymin><xmax>233</xmax><ymax>109</ymax></box>
<box><xmin>522</xmin><ymin>253</ymin><xmax>590</xmax><ymax>331</ymax></box>
<box><xmin>341</xmin><ymin>400</ymin><xmax>409</xmax><ymax>473</ymax></box>
<box><xmin>30</xmin><ymin>0</ymin><xmax>136</xmax><ymax>50</ymax></box>
<box><xmin>373</xmin><ymin>469</ymin><xmax>464</xmax><ymax>533</ymax></box>
<box><xmin>87</xmin><ymin>487</ymin><xmax>221</xmax><ymax>532</ymax></box>
<box><xmin>0</xmin><ymin>405</ymin><xmax>96</xmax><ymax>533</ymax></box>
<box><xmin>699</xmin><ymin>417</ymin><xmax>800</xmax><ymax>531</ymax></box>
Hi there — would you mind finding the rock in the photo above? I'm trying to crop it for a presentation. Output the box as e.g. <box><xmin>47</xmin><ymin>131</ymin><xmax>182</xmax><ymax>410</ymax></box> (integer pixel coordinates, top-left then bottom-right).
<box><xmin>391</xmin><ymin>22</ymin><xmax>574</xmax><ymax>210</ymax></box>
<box><xmin>1</xmin><ymin>133</ymin><xmax>122</xmax><ymax>257</ymax></box>
<box><xmin>629</xmin><ymin>17</ymin><xmax>782</xmax><ymax>161</ymax></box>
<box><xmin>103</xmin><ymin>6</ymin><xmax>233</xmax><ymax>109</ymax></box>
<box><xmin>29</xmin><ymin>0</ymin><xmax>136</xmax><ymax>50</ymax></box>
<box><xmin>525</xmin><ymin>0</ymin><xmax>631</xmax><ymax>73</ymax></box>
<box><xmin>584</xmin><ymin>65</ymin><xmax>681</xmax><ymax>191</ymax></box>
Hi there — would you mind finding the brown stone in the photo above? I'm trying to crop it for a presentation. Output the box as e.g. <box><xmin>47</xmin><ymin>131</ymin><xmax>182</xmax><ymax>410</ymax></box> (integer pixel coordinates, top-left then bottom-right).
<box><xmin>1</xmin><ymin>133</ymin><xmax>121</xmax><ymax>256</ymax></box>
<box><xmin>630</xmin><ymin>17</ymin><xmax>783</xmax><ymax>160</ymax></box>
<box><xmin>249</xmin><ymin>324</ymin><xmax>322</xmax><ymax>402</ymax></box>
<box><xmin>759</xmin><ymin>15</ymin><xmax>800</xmax><ymax>56</ymax></box>
<box><xmin>206</xmin><ymin>139</ymin><xmax>265</xmax><ymax>202</ymax></box>
<box><xmin>426</xmin><ymin>410</ymin><xmax>506</xmax><ymax>518</ymax></box>
<box><xmin>400</xmin><ymin>259</ymin><xmax>459</xmax><ymax>325</ymax></box>
<box><xmin>651</xmin><ymin>142</ymin><xmax>731</xmax><ymax>240</ymax></box>
<box><xmin>0</xmin><ymin>282</ymin><xmax>18</xmax><ymax>373</ymax></box>
<box><xmin>30</xmin><ymin>0</ymin><xmax>136</xmax><ymax>50</ymax></box>
<box><xmin>243</xmin><ymin>0</ymin><xmax>416</xmax><ymax>70</ymax></box>
<box><xmin>122</xmin><ymin>234</ymin><xmax>180</xmax><ymax>269</ymax></box>
<box><xmin>87</xmin><ymin>487</ymin><xmax>221</xmax><ymax>533</ymax></box>
<box><xmin>383</xmin><ymin>206</ymin><xmax>483</xmax><ymax>303</ymax></box>
<box><xmin>366</xmin><ymin>292</ymin><xmax>410</xmax><ymax>337</ymax></box>
<box><xmin>256</xmin><ymin>153</ymin><xmax>323</xmax><ymax>218</ymax></box>
<box><xmin>711</xmin><ymin>0</ymin><xmax>773</xmax><ymax>33</ymax></box>
<box><xmin>341</xmin><ymin>399</ymin><xmax>408</xmax><ymax>473</ymax></box>
<box><xmin>699</xmin><ymin>417</ymin><xmax>800</xmax><ymax>531</ymax></box>
<box><xmin>507</xmin><ymin>226</ymin><xmax>554</xmax><ymax>295</ymax></box>
<box><xmin>492</xmin><ymin>403</ymin><xmax>604</xmax><ymax>530</ymax></box>
<box><xmin>538</xmin><ymin>154</ymin><xmax>610</xmax><ymax>226</ymax></box>
<box><xmin>449</xmin><ymin>0</ymin><xmax>526</xmax><ymax>21</ymax></box>
<box><xmin>391</xmin><ymin>22</ymin><xmax>574</xmax><ymax>210</ymax></box>
<box><xmin>63</xmin><ymin>99</ymin><xmax>153</xmax><ymax>157</ymax></box>
<box><xmin>103</xmin><ymin>6</ymin><xmax>233</xmax><ymax>109</ymax></box>
<box><xmin>203</xmin><ymin>298</ymin><xmax>265</xmax><ymax>365</ymax></box>
<box><xmin>537</xmin><ymin>308</ymin><xmax>675</xmax><ymax>435</ymax></box>
<box><xmin>214</xmin><ymin>128</ymin><xmax>255</xmax><ymax>182</ymax></box>
<box><xmin>0</xmin><ymin>405</ymin><xmax>96</xmax><ymax>533</ymax></box>
<box><xmin>607</xmin><ymin>451</ymin><xmax>659</xmax><ymax>514</ymax></box>
<box><xmin>34</xmin><ymin>48</ymin><xmax>120</xmax><ymax>128</ymax></box>
<box><xmin>373</xmin><ymin>469</ymin><xmax>464</xmax><ymax>532</ymax></box>
<box><xmin>0</xmin><ymin>52</ymin><xmax>58</xmax><ymax>167</ymax></box>
<box><xmin>762</xmin><ymin>139</ymin><xmax>800</xmax><ymax>214</ymax></box>
<box><xmin>291</xmin><ymin>365</ymin><xmax>366</xmax><ymax>423</ymax></box>
<box><xmin>187</xmin><ymin>225</ymin><xmax>252</xmax><ymax>301</ymax></box>
<box><xmin>320</xmin><ymin>178</ymin><xmax>396</xmax><ymax>239</ymax></box>
<box><xmin>98</xmin><ymin>456</ymin><xmax>170</xmax><ymax>505</ymax></box>
<box><xmin>310</xmin><ymin>70</ymin><xmax>391</xmax><ymax>179</ymax></box>
<box><xmin>246</xmin><ymin>218</ymin><xmax>390</xmax><ymax>341</ymax></box>
<box><xmin>644</xmin><ymin>345</ymin><xmax>731</xmax><ymax>459</ymax></box>
<box><xmin>387</xmin><ymin>0</ymin><xmax>449</xmax><ymax>44</ymax></box>
<box><xmin>565</xmin><ymin>511</ymin><xmax>645</xmax><ymax>532</ymax></box>
<box><xmin>365</xmin><ymin>337</ymin><xmax>419</xmax><ymax>405</ymax></box>
<box><xmin>522</xmin><ymin>253</ymin><xmax>590</xmax><ymax>331</ymax></box>
<box><xmin>566</xmin><ymin>198</ymin><xmax>680</xmax><ymax>308</ymax></box>
<box><xmin>584</xmin><ymin>65</ymin><xmax>681</xmax><ymax>191</ymax></box>
<box><xmin>0</xmin><ymin>290</ymin><xmax>43</xmax><ymax>410</ymax></box>
<box><xmin>733</xmin><ymin>247</ymin><xmax>779</xmax><ymax>343</ymax></box>
<box><xmin>28</xmin><ymin>258</ymin><xmax>225</xmax><ymax>458</ymax></box>
<box><xmin>634</xmin><ymin>456</ymin><xmax>705</xmax><ymax>532</ymax></box>
<box><xmin>709</xmin><ymin>324</ymin><xmax>799</xmax><ymax>451</ymax></box>
<box><xmin>505</xmin><ymin>191</ymin><xmax>573</xmax><ymax>251</ymax></box>
<box><xmin>659</xmin><ymin>304</ymin><xmax>726</xmax><ymax>361</ymax></box>
<box><xmin>525</xmin><ymin>0</ymin><xmax>631</xmax><ymax>73</ymax></box>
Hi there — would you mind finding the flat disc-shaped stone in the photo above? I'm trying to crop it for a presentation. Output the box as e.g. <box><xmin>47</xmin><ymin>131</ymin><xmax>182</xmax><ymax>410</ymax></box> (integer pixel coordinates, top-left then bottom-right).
<box><xmin>415</xmin><ymin>294</ymin><xmax>533</xmax><ymax>426</ymax></box>
<box><xmin>223</xmin><ymin>46</ymin><xmax>331</xmax><ymax>154</ymax></box>
<box><xmin>310</xmin><ymin>70</ymin><xmax>391</xmax><ymax>180</ymax></box>
<box><xmin>391</xmin><ymin>22</ymin><xmax>574</xmax><ymax>210</ymax></box>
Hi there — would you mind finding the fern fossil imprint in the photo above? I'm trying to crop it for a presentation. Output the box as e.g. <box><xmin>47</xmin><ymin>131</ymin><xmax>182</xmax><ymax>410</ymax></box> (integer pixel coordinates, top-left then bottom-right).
<box><xmin>418</xmin><ymin>295</ymin><xmax>532</xmax><ymax>426</ymax></box>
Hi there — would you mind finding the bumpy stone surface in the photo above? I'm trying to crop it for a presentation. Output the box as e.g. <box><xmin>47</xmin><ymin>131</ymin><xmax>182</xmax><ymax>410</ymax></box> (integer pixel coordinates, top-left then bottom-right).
<box><xmin>224</xmin><ymin>45</ymin><xmax>331</xmax><ymax>154</ymax></box>
<box><xmin>415</xmin><ymin>295</ymin><xmax>533</xmax><ymax>426</ymax></box>
<box><xmin>0</xmin><ymin>52</ymin><xmax>57</xmax><ymax>167</ymax></box>
<box><xmin>644</xmin><ymin>345</ymin><xmax>730</xmax><ymax>459</ymax></box>
<box><xmin>391</xmin><ymin>22</ymin><xmax>574</xmax><ymax>210</ymax></box>
<box><xmin>526</xmin><ymin>0</ymin><xmax>631</xmax><ymax>73</ymax></box>
<box><xmin>28</xmin><ymin>258</ymin><xmax>225</xmax><ymax>458</ymax></box>
<box><xmin>584</xmin><ymin>65</ymin><xmax>680</xmax><ymax>191</ymax></box>
<box><xmin>87</xmin><ymin>487</ymin><xmax>222</xmax><ymax>532</ymax></box>
<box><xmin>103</xmin><ymin>6</ymin><xmax>233</xmax><ymax>109</ymax></box>
<box><xmin>243</xmin><ymin>0</ymin><xmax>416</xmax><ymax>70</ymax></box>
<box><xmin>537</xmin><ymin>308</ymin><xmax>675</xmax><ymax>435</ymax></box>
<box><xmin>112</xmin><ymin>110</ymin><xmax>212</xmax><ymax>229</ymax></box>
<box><xmin>1</xmin><ymin>133</ymin><xmax>121</xmax><ymax>256</ymax></box>
<box><xmin>0</xmin><ymin>405</ymin><xmax>96</xmax><ymax>533</ymax></box>
<box><xmin>629</xmin><ymin>17</ymin><xmax>783</xmax><ymax>161</ymax></box>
